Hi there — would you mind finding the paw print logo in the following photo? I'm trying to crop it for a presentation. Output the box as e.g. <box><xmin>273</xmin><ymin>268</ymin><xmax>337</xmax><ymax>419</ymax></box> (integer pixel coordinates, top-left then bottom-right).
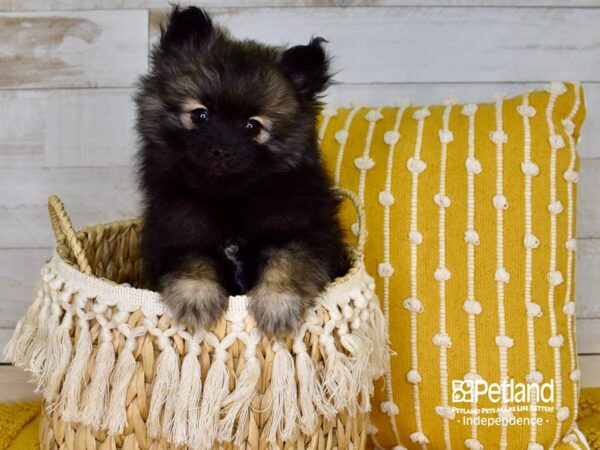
<box><xmin>452</xmin><ymin>380</ymin><xmax>474</xmax><ymax>403</ymax></box>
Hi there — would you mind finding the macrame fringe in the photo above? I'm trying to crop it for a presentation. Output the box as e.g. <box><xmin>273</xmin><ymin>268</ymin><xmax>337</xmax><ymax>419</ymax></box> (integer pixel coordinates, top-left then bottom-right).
<box><xmin>3</xmin><ymin>319</ymin><xmax>25</xmax><ymax>363</ymax></box>
<box><xmin>342</xmin><ymin>332</ymin><xmax>373</xmax><ymax>412</ymax></box>
<box><xmin>79</xmin><ymin>330</ymin><xmax>116</xmax><ymax>429</ymax></box>
<box><xmin>294</xmin><ymin>339</ymin><xmax>336</xmax><ymax>434</ymax></box>
<box><xmin>160</xmin><ymin>348</ymin><xmax>182</xmax><ymax>440</ymax></box>
<box><xmin>58</xmin><ymin>318</ymin><xmax>92</xmax><ymax>422</ymax></box>
<box><xmin>35</xmin><ymin>303</ymin><xmax>65</xmax><ymax>395</ymax></box>
<box><xmin>268</xmin><ymin>343</ymin><xmax>299</xmax><ymax>443</ymax></box>
<box><xmin>147</xmin><ymin>340</ymin><xmax>180</xmax><ymax>439</ymax></box>
<box><xmin>6</xmin><ymin>257</ymin><xmax>386</xmax><ymax>448</ymax></box>
<box><xmin>218</xmin><ymin>330</ymin><xmax>261</xmax><ymax>446</ymax></box>
<box><xmin>170</xmin><ymin>341</ymin><xmax>202</xmax><ymax>446</ymax></box>
<box><xmin>3</xmin><ymin>289</ymin><xmax>44</xmax><ymax>365</ymax></box>
<box><xmin>218</xmin><ymin>354</ymin><xmax>260</xmax><ymax>445</ymax></box>
<box><xmin>103</xmin><ymin>338</ymin><xmax>137</xmax><ymax>435</ymax></box>
<box><xmin>321</xmin><ymin>333</ymin><xmax>355</xmax><ymax>412</ymax></box>
<box><xmin>43</xmin><ymin>312</ymin><xmax>74</xmax><ymax>408</ymax></box>
<box><xmin>195</xmin><ymin>340</ymin><xmax>232</xmax><ymax>449</ymax></box>
<box><xmin>367</xmin><ymin>300</ymin><xmax>389</xmax><ymax>378</ymax></box>
<box><xmin>27</xmin><ymin>298</ymin><xmax>55</xmax><ymax>378</ymax></box>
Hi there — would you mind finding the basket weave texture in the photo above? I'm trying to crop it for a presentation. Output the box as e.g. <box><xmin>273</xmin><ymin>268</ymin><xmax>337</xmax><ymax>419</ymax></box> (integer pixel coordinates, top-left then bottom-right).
<box><xmin>5</xmin><ymin>190</ymin><xmax>388</xmax><ymax>450</ymax></box>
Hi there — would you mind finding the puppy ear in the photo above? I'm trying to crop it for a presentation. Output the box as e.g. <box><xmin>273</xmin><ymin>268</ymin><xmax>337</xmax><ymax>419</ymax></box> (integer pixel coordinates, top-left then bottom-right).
<box><xmin>160</xmin><ymin>5</ymin><xmax>214</xmax><ymax>50</ymax></box>
<box><xmin>280</xmin><ymin>37</ymin><xmax>331</xmax><ymax>98</ymax></box>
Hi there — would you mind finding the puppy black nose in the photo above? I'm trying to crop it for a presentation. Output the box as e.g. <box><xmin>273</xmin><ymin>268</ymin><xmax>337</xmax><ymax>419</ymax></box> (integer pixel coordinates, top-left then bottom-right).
<box><xmin>212</xmin><ymin>147</ymin><xmax>232</xmax><ymax>159</ymax></box>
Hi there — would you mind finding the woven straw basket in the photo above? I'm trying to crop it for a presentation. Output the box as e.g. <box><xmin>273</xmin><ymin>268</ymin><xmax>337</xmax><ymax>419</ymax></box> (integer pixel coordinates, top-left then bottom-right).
<box><xmin>5</xmin><ymin>189</ymin><xmax>388</xmax><ymax>450</ymax></box>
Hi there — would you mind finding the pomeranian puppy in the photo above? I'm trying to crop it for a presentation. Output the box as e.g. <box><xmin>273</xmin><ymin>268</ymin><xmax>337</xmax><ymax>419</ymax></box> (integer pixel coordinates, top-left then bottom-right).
<box><xmin>136</xmin><ymin>6</ymin><xmax>347</xmax><ymax>337</ymax></box>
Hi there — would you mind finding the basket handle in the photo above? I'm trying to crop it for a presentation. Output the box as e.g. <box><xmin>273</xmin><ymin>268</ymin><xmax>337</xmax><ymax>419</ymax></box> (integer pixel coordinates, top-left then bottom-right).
<box><xmin>335</xmin><ymin>188</ymin><xmax>367</xmax><ymax>258</ymax></box>
<box><xmin>47</xmin><ymin>195</ymin><xmax>92</xmax><ymax>274</ymax></box>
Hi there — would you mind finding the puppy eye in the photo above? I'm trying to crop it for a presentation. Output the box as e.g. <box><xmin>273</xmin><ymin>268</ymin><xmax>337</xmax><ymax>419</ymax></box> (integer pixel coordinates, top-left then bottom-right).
<box><xmin>244</xmin><ymin>119</ymin><xmax>261</xmax><ymax>137</ymax></box>
<box><xmin>191</xmin><ymin>108</ymin><xmax>209</xmax><ymax>125</ymax></box>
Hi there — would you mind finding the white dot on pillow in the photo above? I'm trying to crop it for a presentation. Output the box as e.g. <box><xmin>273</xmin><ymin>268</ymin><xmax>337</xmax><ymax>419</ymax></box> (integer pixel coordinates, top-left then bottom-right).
<box><xmin>521</xmin><ymin>161</ymin><xmax>540</xmax><ymax>177</ymax></box>
<box><xmin>406</xmin><ymin>369</ymin><xmax>422</xmax><ymax>384</ymax></box>
<box><xmin>334</xmin><ymin>129</ymin><xmax>348</xmax><ymax>144</ymax></box>
<box><xmin>378</xmin><ymin>191</ymin><xmax>395</xmax><ymax>206</ymax></box>
<box><xmin>524</xmin><ymin>234</ymin><xmax>540</xmax><ymax>249</ymax></box>
<box><xmin>434</xmin><ymin>193</ymin><xmax>451</xmax><ymax>208</ymax></box>
<box><xmin>384</xmin><ymin>130</ymin><xmax>400</xmax><ymax>145</ymax></box>
<box><xmin>526</xmin><ymin>371</ymin><xmax>543</xmax><ymax>384</ymax></box>
<box><xmin>526</xmin><ymin>302</ymin><xmax>543</xmax><ymax>318</ymax></box>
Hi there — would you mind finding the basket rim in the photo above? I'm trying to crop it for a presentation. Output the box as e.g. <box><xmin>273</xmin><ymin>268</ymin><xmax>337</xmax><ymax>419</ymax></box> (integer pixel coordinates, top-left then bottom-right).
<box><xmin>52</xmin><ymin>219</ymin><xmax>369</xmax><ymax>317</ymax></box>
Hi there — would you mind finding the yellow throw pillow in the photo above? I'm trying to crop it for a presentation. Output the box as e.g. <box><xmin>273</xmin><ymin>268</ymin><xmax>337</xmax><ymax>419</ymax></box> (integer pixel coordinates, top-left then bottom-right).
<box><xmin>319</xmin><ymin>83</ymin><xmax>589</xmax><ymax>449</ymax></box>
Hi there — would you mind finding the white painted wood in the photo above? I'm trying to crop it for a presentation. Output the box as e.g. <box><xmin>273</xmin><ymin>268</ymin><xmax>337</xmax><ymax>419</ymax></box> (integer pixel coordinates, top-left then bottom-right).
<box><xmin>580</xmin><ymin>354</ymin><xmax>600</xmax><ymax>388</ymax></box>
<box><xmin>578</xmin><ymin>160</ymin><xmax>600</xmax><ymax>241</ymax></box>
<box><xmin>0</xmin><ymin>10</ymin><xmax>148</xmax><ymax>89</ymax></box>
<box><xmin>147</xmin><ymin>7</ymin><xmax>600</xmax><ymax>83</ymax></box>
<box><xmin>2</xmin><ymin>1</ymin><xmax>600</xmax><ymax>11</ymax></box>
<box><xmin>575</xmin><ymin>239</ymin><xmax>600</xmax><ymax>318</ymax></box>
<box><xmin>0</xmin><ymin>88</ymin><xmax>136</xmax><ymax>167</ymax></box>
<box><xmin>0</xmin><ymin>330</ymin><xmax>15</xmax><ymax>363</ymax></box>
<box><xmin>0</xmin><ymin>167</ymin><xmax>141</xmax><ymax>249</ymax></box>
<box><xmin>1</xmin><ymin>83</ymin><xmax>598</xmax><ymax>168</ymax></box>
<box><xmin>0</xmin><ymin>248</ymin><xmax>51</xmax><ymax>329</ymax></box>
<box><xmin>576</xmin><ymin>239</ymin><xmax>600</xmax><ymax>319</ymax></box>
<box><xmin>0</xmin><ymin>249</ymin><xmax>50</xmax><ymax>349</ymax></box>
<box><xmin>576</xmin><ymin>318</ymin><xmax>600</xmax><ymax>354</ymax></box>
<box><xmin>0</xmin><ymin>365</ymin><xmax>37</xmax><ymax>400</ymax></box>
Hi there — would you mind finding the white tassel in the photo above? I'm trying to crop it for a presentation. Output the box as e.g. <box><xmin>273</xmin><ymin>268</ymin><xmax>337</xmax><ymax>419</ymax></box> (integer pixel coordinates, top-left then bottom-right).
<box><xmin>59</xmin><ymin>317</ymin><xmax>92</xmax><ymax>422</ymax></box>
<box><xmin>218</xmin><ymin>357</ymin><xmax>259</xmax><ymax>445</ymax></box>
<box><xmin>16</xmin><ymin>269</ymin><xmax>54</xmax><ymax>372</ymax></box>
<box><xmin>3</xmin><ymin>318</ymin><xmax>25</xmax><ymax>363</ymax></box>
<box><xmin>218</xmin><ymin>330</ymin><xmax>261</xmax><ymax>446</ymax></box>
<box><xmin>320</xmin><ymin>331</ymin><xmax>354</xmax><ymax>412</ymax></box>
<box><xmin>342</xmin><ymin>332</ymin><xmax>373</xmax><ymax>412</ymax></box>
<box><xmin>268</xmin><ymin>342</ymin><xmax>299</xmax><ymax>444</ymax></box>
<box><xmin>43</xmin><ymin>312</ymin><xmax>74</xmax><ymax>406</ymax></box>
<box><xmin>366</xmin><ymin>298</ymin><xmax>389</xmax><ymax>378</ymax></box>
<box><xmin>103</xmin><ymin>334</ymin><xmax>138</xmax><ymax>435</ymax></box>
<box><xmin>79</xmin><ymin>326</ymin><xmax>115</xmax><ymax>429</ymax></box>
<box><xmin>35</xmin><ymin>302</ymin><xmax>65</xmax><ymax>390</ymax></box>
<box><xmin>171</xmin><ymin>338</ymin><xmax>203</xmax><ymax>446</ymax></box>
<box><xmin>160</xmin><ymin>345</ymin><xmax>182</xmax><ymax>440</ymax></box>
<box><xmin>147</xmin><ymin>335</ymin><xmax>180</xmax><ymax>439</ymax></box>
<box><xmin>27</xmin><ymin>298</ymin><xmax>57</xmax><ymax>377</ymax></box>
<box><xmin>195</xmin><ymin>334</ymin><xmax>234</xmax><ymax>450</ymax></box>
<box><xmin>294</xmin><ymin>338</ymin><xmax>335</xmax><ymax>435</ymax></box>
<box><xmin>4</xmin><ymin>289</ymin><xmax>44</xmax><ymax>365</ymax></box>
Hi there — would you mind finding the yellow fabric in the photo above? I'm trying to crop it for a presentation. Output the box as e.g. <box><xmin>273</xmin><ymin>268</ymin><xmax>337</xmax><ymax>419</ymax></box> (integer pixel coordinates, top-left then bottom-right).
<box><xmin>0</xmin><ymin>401</ymin><xmax>39</xmax><ymax>450</ymax></box>
<box><xmin>579</xmin><ymin>388</ymin><xmax>600</xmax><ymax>449</ymax></box>
<box><xmin>319</xmin><ymin>83</ymin><xmax>588</xmax><ymax>449</ymax></box>
<box><xmin>6</xmin><ymin>415</ymin><xmax>39</xmax><ymax>450</ymax></box>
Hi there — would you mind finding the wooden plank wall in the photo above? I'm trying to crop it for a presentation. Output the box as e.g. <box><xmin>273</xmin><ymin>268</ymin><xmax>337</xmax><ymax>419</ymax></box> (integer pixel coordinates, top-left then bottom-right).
<box><xmin>0</xmin><ymin>2</ymin><xmax>598</xmax><ymax>381</ymax></box>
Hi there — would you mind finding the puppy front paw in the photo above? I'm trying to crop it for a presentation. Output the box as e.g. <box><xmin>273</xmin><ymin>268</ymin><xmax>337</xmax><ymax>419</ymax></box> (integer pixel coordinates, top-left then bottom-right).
<box><xmin>161</xmin><ymin>277</ymin><xmax>228</xmax><ymax>331</ymax></box>
<box><xmin>248</xmin><ymin>287</ymin><xmax>306</xmax><ymax>338</ymax></box>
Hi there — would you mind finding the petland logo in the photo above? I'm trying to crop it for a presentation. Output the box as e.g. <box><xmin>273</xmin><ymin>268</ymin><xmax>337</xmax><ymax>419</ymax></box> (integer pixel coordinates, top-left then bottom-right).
<box><xmin>452</xmin><ymin>379</ymin><xmax>554</xmax><ymax>403</ymax></box>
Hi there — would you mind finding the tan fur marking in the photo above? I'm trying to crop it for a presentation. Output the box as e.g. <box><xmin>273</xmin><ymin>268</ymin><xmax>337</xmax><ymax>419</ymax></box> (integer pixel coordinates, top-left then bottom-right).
<box><xmin>249</xmin><ymin>115</ymin><xmax>272</xmax><ymax>144</ymax></box>
<box><xmin>249</xmin><ymin>244</ymin><xmax>329</xmax><ymax>337</ymax></box>
<box><xmin>179</xmin><ymin>99</ymin><xmax>207</xmax><ymax>129</ymax></box>
<box><xmin>160</xmin><ymin>258</ymin><xmax>227</xmax><ymax>330</ymax></box>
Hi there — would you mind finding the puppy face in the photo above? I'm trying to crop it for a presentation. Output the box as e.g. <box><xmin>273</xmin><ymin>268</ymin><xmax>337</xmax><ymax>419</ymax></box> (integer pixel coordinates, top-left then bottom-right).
<box><xmin>136</xmin><ymin>7</ymin><xmax>331</xmax><ymax>193</ymax></box>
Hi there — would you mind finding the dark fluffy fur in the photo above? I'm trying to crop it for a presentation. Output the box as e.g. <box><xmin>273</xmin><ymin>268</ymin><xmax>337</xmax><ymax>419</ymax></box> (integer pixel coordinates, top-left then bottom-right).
<box><xmin>136</xmin><ymin>6</ymin><xmax>347</xmax><ymax>337</ymax></box>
